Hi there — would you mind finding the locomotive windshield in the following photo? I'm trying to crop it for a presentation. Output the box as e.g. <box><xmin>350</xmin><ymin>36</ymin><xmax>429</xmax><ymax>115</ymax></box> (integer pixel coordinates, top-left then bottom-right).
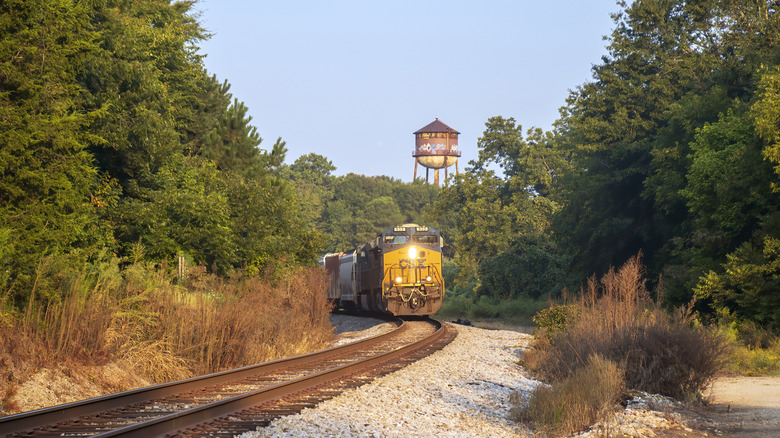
<box><xmin>384</xmin><ymin>235</ymin><xmax>408</xmax><ymax>245</ymax></box>
<box><xmin>414</xmin><ymin>235</ymin><xmax>438</xmax><ymax>244</ymax></box>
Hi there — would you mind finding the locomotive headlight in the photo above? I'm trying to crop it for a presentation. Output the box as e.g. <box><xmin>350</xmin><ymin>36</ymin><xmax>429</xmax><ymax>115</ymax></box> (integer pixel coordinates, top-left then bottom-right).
<box><xmin>426</xmin><ymin>276</ymin><xmax>432</xmax><ymax>282</ymax></box>
<box><xmin>408</xmin><ymin>246</ymin><xmax>417</xmax><ymax>259</ymax></box>
<box><xmin>395</xmin><ymin>276</ymin><xmax>403</xmax><ymax>284</ymax></box>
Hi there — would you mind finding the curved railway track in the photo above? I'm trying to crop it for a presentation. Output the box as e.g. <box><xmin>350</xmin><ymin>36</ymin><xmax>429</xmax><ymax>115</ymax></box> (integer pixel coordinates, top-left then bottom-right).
<box><xmin>1</xmin><ymin>318</ymin><xmax>454</xmax><ymax>437</ymax></box>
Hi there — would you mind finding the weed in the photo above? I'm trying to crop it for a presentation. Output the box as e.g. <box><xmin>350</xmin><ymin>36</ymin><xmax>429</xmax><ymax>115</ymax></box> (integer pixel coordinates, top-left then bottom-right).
<box><xmin>521</xmin><ymin>254</ymin><xmax>730</xmax><ymax>417</ymax></box>
<box><xmin>2</xmin><ymin>255</ymin><xmax>334</xmax><ymax>395</ymax></box>
<box><xmin>511</xmin><ymin>354</ymin><xmax>625</xmax><ymax>435</ymax></box>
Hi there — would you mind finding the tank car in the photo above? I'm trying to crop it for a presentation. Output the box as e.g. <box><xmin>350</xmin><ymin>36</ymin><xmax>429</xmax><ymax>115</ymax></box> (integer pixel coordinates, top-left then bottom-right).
<box><xmin>322</xmin><ymin>224</ymin><xmax>445</xmax><ymax>316</ymax></box>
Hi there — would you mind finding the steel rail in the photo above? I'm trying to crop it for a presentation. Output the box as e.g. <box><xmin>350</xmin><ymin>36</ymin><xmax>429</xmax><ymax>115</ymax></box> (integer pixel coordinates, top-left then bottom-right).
<box><xmin>0</xmin><ymin>317</ymin><xmax>406</xmax><ymax>436</ymax></box>
<box><xmin>98</xmin><ymin>319</ymin><xmax>445</xmax><ymax>437</ymax></box>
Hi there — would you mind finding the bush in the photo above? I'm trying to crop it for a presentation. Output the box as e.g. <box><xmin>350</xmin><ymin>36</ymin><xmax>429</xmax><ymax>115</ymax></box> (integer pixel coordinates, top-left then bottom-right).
<box><xmin>435</xmin><ymin>294</ymin><xmax>471</xmax><ymax>320</ymax></box>
<box><xmin>726</xmin><ymin>339</ymin><xmax>780</xmax><ymax>376</ymax></box>
<box><xmin>523</xmin><ymin>255</ymin><xmax>730</xmax><ymax>401</ymax></box>
<box><xmin>532</xmin><ymin>304</ymin><xmax>580</xmax><ymax>341</ymax></box>
<box><xmin>717</xmin><ymin>319</ymin><xmax>780</xmax><ymax>375</ymax></box>
<box><xmin>511</xmin><ymin>354</ymin><xmax>625</xmax><ymax>435</ymax></box>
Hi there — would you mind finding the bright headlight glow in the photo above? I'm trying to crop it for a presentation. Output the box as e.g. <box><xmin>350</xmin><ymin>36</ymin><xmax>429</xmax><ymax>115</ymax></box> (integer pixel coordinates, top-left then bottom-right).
<box><xmin>426</xmin><ymin>276</ymin><xmax>432</xmax><ymax>282</ymax></box>
<box><xmin>395</xmin><ymin>276</ymin><xmax>403</xmax><ymax>284</ymax></box>
<box><xmin>408</xmin><ymin>246</ymin><xmax>417</xmax><ymax>259</ymax></box>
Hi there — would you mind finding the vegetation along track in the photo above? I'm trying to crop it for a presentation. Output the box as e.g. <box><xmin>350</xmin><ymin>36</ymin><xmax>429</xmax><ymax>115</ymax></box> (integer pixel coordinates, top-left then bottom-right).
<box><xmin>1</xmin><ymin>318</ymin><xmax>454</xmax><ymax>437</ymax></box>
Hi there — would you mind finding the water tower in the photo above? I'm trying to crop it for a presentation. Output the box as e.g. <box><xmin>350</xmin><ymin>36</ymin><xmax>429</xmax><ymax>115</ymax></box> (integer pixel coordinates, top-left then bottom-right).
<box><xmin>413</xmin><ymin>118</ymin><xmax>461</xmax><ymax>186</ymax></box>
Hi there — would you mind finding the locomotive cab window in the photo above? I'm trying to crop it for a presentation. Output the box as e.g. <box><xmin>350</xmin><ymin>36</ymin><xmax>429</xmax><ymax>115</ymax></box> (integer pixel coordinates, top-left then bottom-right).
<box><xmin>414</xmin><ymin>235</ymin><xmax>438</xmax><ymax>245</ymax></box>
<box><xmin>384</xmin><ymin>235</ymin><xmax>407</xmax><ymax>245</ymax></box>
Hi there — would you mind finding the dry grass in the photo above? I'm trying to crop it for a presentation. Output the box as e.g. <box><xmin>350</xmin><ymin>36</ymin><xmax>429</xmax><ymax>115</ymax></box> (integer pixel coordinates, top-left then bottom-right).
<box><xmin>511</xmin><ymin>354</ymin><xmax>625</xmax><ymax>435</ymax></box>
<box><xmin>0</xmin><ymin>325</ymin><xmax>49</xmax><ymax>412</ymax></box>
<box><xmin>517</xmin><ymin>254</ymin><xmax>731</xmax><ymax>434</ymax></box>
<box><xmin>523</xmin><ymin>255</ymin><xmax>729</xmax><ymax>399</ymax></box>
<box><xmin>1</xmin><ymin>256</ymin><xmax>334</xmax><ymax>404</ymax></box>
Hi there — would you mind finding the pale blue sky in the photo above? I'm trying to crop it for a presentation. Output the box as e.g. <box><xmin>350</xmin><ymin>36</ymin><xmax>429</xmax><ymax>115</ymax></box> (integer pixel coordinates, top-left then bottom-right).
<box><xmin>195</xmin><ymin>1</ymin><xmax>622</xmax><ymax>181</ymax></box>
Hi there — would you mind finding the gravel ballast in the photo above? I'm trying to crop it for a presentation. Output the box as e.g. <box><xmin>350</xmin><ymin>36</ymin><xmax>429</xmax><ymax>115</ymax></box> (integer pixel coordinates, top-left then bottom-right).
<box><xmin>239</xmin><ymin>317</ymin><xmax>715</xmax><ymax>437</ymax></box>
<box><xmin>241</xmin><ymin>321</ymin><xmax>538</xmax><ymax>437</ymax></box>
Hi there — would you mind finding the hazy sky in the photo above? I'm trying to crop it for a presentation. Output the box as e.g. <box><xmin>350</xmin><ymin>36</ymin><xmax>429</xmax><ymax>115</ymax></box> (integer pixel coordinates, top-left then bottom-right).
<box><xmin>194</xmin><ymin>1</ymin><xmax>621</xmax><ymax>181</ymax></box>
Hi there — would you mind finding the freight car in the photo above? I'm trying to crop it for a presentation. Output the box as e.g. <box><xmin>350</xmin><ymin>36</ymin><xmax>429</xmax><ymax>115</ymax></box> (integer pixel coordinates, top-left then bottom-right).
<box><xmin>322</xmin><ymin>224</ymin><xmax>445</xmax><ymax>316</ymax></box>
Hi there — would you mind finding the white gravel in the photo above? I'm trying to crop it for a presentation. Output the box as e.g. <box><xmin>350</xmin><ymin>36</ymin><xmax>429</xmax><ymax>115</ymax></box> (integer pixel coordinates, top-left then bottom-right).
<box><xmin>241</xmin><ymin>322</ymin><xmax>538</xmax><ymax>437</ymax></box>
<box><xmin>239</xmin><ymin>320</ymin><xmax>702</xmax><ymax>437</ymax></box>
<box><xmin>329</xmin><ymin>315</ymin><xmax>397</xmax><ymax>346</ymax></box>
<box><xmin>576</xmin><ymin>392</ymin><xmax>695</xmax><ymax>437</ymax></box>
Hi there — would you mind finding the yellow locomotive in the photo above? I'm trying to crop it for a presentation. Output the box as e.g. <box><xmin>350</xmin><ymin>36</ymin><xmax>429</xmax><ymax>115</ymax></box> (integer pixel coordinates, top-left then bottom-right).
<box><xmin>323</xmin><ymin>224</ymin><xmax>445</xmax><ymax>316</ymax></box>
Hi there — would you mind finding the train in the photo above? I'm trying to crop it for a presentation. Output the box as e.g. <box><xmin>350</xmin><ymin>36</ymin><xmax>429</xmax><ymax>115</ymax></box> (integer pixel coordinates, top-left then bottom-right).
<box><xmin>322</xmin><ymin>224</ymin><xmax>445</xmax><ymax>316</ymax></box>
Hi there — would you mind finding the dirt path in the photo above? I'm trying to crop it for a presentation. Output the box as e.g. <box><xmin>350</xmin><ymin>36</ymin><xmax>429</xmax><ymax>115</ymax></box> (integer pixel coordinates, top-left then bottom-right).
<box><xmin>701</xmin><ymin>377</ymin><xmax>780</xmax><ymax>437</ymax></box>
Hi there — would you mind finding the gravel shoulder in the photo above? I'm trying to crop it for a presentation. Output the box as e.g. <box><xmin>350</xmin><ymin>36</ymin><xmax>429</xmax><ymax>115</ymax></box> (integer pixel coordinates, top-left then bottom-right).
<box><xmin>246</xmin><ymin>316</ymin><xmax>780</xmax><ymax>438</ymax></box>
<box><xmin>243</xmin><ymin>317</ymin><xmax>538</xmax><ymax>437</ymax></box>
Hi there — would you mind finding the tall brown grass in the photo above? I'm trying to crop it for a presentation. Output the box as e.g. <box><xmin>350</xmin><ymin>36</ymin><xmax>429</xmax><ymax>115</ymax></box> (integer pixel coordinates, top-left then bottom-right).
<box><xmin>517</xmin><ymin>255</ymin><xmax>730</xmax><ymax>434</ymax></box>
<box><xmin>511</xmin><ymin>354</ymin><xmax>625</xmax><ymax>435</ymax></box>
<box><xmin>5</xmin><ymin>256</ymin><xmax>334</xmax><ymax>385</ymax></box>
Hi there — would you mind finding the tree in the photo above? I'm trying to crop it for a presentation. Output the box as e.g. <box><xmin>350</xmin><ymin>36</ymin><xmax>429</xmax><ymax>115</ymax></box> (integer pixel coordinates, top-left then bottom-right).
<box><xmin>0</xmin><ymin>0</ymin><xmax>110</xmax><ymax>300</ymax></box>
<box><xmin>553</xmin><ymin>0</ymin><xmax>780</xmax><ymax>300</ymax></box>
<box><xmin>283</xmin><ymin>153</ymin><xmax>336</xmax><ymax>229</ymax></box>
<box><xmin>320</xmin><ymin>173</ymin><xmax>432</xmax><ymax>251</ymax></box>
<box><xmin>429</xmin><ymin>117</ymin><xmax>566</xmax><ymax>284</ymax></box>
<box><xmin>113</xmin><ymin>156</ymin><xmax>237</xmax><ymax>270</ymax></box>
<box><xmin>682</xmin><ymin>110</ymin><xmax>774</xmax><ymax>245</ymax></box>
<box><xmin>477</xmin><ymin>233</ymin><xmax>569</xmax><ymax>300</ymax></box>
<box><xmin>82</xmin><ymin>0</ymin><xmax>208</xmax><ymax>196</ymax></box>
<box><xmin>226</xmin><ymin>170</ymin><xmax>323</xmax><ymax>275</ymax></box>
<box><xmin>753</xmin><ymin>65</ymin><xmax>780</xmax><ymax>185</ymax></box>
<box><xmin>695</xmin><ymin>236</ymin><xmax>780</xmax><ymax>332</ymax></box>
<box><xmin>0</xmin><ymin>0</ymin><xmax>325</xmax><ymax>295</ymax></box>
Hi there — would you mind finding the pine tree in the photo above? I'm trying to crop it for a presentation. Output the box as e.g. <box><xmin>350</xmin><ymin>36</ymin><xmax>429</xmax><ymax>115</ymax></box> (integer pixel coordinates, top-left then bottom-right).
<box><xmin>0</xmin><ymin>0</ymin><xmax>109</xmax><ymax>300</ymax></box>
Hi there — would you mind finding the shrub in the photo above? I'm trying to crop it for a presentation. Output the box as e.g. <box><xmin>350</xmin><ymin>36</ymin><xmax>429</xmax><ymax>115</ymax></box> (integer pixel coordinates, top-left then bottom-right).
<box><xmin>708</xmin><ymin>311</ymin><xmax>780</xmax><ymax>376</ymax></box>
<box><xmin>532</xmin><ymin>304</ymin><xmax>580</xmax><ymax>341</ymax></box>
<box><xmin>511</xmin><ymin>354</ymin><xmax>625</xmax><ymax>435</ymax></box>
<box><xmin>718</xmin><ymin>320</ymin><xmax>780</xmax><ymax>375</ymax></box>
<box><xmin>435</xmin><ymin>294</ymin><xmax>470</xmax><ymax>320</ymax></box>
<box><xmin>523</xmin><ymin>255</ymin><xmax>730</xmax><ymax>401</ymax></box>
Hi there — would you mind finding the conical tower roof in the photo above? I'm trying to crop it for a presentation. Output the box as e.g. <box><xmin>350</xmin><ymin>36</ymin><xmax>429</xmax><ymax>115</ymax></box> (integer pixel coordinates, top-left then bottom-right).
<box><xmin>413</xmin><ymin>118</ymin><xmax>460</xmax><ymax>135</ymax></box>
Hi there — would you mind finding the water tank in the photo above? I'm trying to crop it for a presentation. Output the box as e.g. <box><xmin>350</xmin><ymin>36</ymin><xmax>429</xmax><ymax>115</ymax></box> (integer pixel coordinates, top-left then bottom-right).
<box><xmin>413</xmin><ymin>118</ymin><xmax>461</xmax><ymax>185</ymax></box>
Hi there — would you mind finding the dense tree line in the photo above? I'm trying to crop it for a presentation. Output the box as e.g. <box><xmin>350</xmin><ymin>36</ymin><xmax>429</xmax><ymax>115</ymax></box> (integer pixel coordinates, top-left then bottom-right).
<box><xmin>431</xmin><ymin>0</ymin><xmax>780</xmax><ymax>332</ymax></box>
<box><xmin>281</xmin><ymin>153</ymin><xmax>438</xmax><ymax>252</ymax></box>
<box><xmin>0</xmin><ymin>0</ymin><xmax>318</xmax><ymax>306</ymax></box>
<box><xmin>4</xmin><ymin>0</ymin><xmax>778</xmax><ymax>336</ymax></box>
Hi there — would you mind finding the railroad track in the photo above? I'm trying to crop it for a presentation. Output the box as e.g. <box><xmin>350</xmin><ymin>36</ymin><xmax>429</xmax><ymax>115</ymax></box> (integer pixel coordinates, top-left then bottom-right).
<box><xmin>1</xmin><ymin>318</ymin><xmax>454</xmax><ymax>437</ymax></box>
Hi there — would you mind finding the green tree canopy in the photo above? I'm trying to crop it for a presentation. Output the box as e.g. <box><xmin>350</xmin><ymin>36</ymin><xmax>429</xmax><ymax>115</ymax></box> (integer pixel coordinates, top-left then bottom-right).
<box><xmin>0</xmin><ymin>0</ymin><xmax>110</xmax><ymax>300</ymax></box>
<box><xmin>428</xmin><ymin>117</ymin><xmax>567</xmax><ymax>286</ymax></box>
<box><xmin>0</xmin><ymin>0</ymin><xmax>323</xmax><ymax>302</ymax></box>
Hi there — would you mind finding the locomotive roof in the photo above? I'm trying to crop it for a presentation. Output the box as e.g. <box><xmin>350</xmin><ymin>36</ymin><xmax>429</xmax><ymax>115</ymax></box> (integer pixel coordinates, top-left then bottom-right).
<box><xmin>382</xmin><ymin>224</ymin><xmax>440</xmax><ymax>234</ymax></box>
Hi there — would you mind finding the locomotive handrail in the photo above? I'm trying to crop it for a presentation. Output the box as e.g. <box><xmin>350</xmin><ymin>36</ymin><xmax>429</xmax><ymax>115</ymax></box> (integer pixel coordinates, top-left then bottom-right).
<box><xmin>384</xmin><ymin>263</ymin><xmax>443</xmax><ymax>286</ymax></box>
<box><xmin>427</xmin><ymin>263</ymin><xmax>445</xmax><ymax>292</ymax></box>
